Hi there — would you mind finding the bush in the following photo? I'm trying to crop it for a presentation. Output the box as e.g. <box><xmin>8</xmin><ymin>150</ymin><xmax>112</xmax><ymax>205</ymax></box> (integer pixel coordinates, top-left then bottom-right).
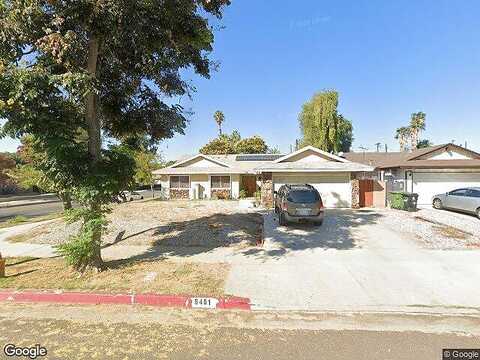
<box><xmin>56</xmin><ymin>209</ymin><xmax>109</xmax><ymax>271</ymax></box>
<box><xmin>239</xmin><ymin>189</ymin><xmax>247</xmax><ymax>199</ymax></box>
<box><xmin>389</xmin><ymin>192</ymin><xmax>407</xmax><ymax>210</ymax></box>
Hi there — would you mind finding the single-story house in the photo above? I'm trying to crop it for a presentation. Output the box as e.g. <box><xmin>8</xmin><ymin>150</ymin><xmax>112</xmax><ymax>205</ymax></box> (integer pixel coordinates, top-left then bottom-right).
<box><xmin>344</xmin><ymin>143</ymin><xmax>480</xmax><ymax>205</ymax></box>
<box><xmin>153</xmin><ymin>146</ymin><xmax>374</xmax><ymax>208</ymax></box>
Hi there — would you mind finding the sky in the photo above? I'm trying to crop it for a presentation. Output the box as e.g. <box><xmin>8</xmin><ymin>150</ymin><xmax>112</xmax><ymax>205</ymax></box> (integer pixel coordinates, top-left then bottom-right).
<box><xmin>1</xmin><ymin>0</ymin><xmax>479</xmax><ymax>160</ymax></box>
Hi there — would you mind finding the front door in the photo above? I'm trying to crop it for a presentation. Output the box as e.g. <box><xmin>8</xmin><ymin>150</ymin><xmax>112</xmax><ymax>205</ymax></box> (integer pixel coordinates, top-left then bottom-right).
<box><xmin>241</xmin><ymin>175</ymin><xmax>257</xmax><ymax>197</ymax></box>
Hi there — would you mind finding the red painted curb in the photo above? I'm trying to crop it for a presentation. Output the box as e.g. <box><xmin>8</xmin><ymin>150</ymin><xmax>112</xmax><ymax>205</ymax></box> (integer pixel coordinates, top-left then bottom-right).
<box><xmin>0</xmin><ymin>291</ymin><xmax>251</xmax><ymax>310</ymax></box>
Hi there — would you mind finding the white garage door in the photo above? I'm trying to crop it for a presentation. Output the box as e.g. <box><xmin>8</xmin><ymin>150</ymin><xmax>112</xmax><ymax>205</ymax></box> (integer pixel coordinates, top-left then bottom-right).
<box><xmin>273</xmin><ymin>172</ymin><xmax>351</xmax><ymax>208</ymax></box>
<box><xmin>413</xmin><ymin>172</ymin><xmax>480</xmax><ymax>205</ymax></box>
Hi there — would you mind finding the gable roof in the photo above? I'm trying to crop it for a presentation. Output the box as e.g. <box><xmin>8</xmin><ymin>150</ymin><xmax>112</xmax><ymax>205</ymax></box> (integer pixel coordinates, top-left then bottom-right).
<box><xmin>273</xmin><ymin>145</ymin><xmax>350</xmax><ymax>163</ymax></box>
<box><xmin>344</xmin><ymin>143</ymin><xmax>480</xmax><ymax>169</ymax></box>
<box><xmin>153</xmin><ymin>146</ymin><xmax>375</xmax><ymax>175</ymax></box>
<box><xmin>406</xmin><ymin>143</ymin><xmax>480</xmax><ymax>160</ymax></box>
<box><xmin>168</xmin><ymin>154</ymin><xmax>232</xmax><ymax>169</ymax></box>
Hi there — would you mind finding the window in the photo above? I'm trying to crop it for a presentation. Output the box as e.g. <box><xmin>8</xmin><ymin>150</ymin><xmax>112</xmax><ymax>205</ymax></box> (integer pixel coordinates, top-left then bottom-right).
<box><xmin>211</xmin><ymin>176</ymin><xmax>231</xmax><ymax>189</ymax></box>
<box><xmin>449</xmin><ymin>189</ymin><xmax>468</xmax><ymax>197</ymax></box>
<box><xmin>467</xmin><ymin>189</ymin><xmax>480</xmax><ymax>198</ymax></box>
<box><xmin>287</xmin><ymin>190</ymin><xmax>320</xmax><ymax>204</ymax></box>
<box><xmin>170</xmin><ymin>176</ymin><xmax>189</xmax><ymax>189</ymax></box>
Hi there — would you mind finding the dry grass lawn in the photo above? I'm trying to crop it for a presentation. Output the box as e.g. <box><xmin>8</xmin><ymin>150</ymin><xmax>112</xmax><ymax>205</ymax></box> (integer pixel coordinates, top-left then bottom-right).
<box><xmin>0</xmin><ymin>257</ymin><xmax>229</xmax><ymax>296</ymax></box>
<box><xmin>11</xmin><ymin>200</ymin><xmax>263</xmax><ymax>249</ymax></box>
<box><xmin>431</xmin><ymin>225</ymin><xmax>471</xmax><ymax>240</ymax></box>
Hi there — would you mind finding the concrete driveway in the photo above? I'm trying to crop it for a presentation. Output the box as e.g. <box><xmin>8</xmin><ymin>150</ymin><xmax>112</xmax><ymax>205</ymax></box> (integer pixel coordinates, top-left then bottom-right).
<box><xmin>225</xmin><ymin>209</ymin><xmax>480</xmax><ymax>313</ymax></box>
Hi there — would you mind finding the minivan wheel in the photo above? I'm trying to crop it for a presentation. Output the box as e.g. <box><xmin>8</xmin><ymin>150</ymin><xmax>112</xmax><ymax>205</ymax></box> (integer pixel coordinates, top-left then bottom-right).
<box><xmin>433</xmin><ymin>198</ymin><xmax>443</xmax><ymax>210</ymax></box>
<box><xmin>476</xmin><ymin>208</ymin><xmax>480</xmax><ymax>220</ymax></box>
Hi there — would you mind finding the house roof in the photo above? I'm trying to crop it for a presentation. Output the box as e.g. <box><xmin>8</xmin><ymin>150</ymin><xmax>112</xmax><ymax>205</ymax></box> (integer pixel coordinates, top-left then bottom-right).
<box><xmin>153</xmin><ymin>154</ymin><xmax>285</xmax><ymax>175</ymax></box>
<box><xmin>153</xmin><ymin>146</ymin><xmax>374</xmax><ymax>175</ymax></box>
<box><xmin>254</xmin><ymin>161</ymin><xmax>374</xmax><ymax>173</ymax></box>
<box><xmin>343</xmin><ymin>143</ymin><xmax>480</xmax><ymax>169</ymax></box>
<box><xmin>273</xmin><ymin>145</ymin><xmax>349</xmax><ymax>163</ymax></box>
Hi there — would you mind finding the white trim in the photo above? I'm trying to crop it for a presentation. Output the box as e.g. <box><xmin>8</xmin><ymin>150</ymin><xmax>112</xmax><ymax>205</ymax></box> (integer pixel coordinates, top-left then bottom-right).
<box><xmin>168</xmin><ymin>154</ymin><xmax>231</xmax><ymax>169</ymax></box>
<box><xmin>273</xmin><ymin>145</ymin><xmax>350</xmax><ymax>164</ymax></box>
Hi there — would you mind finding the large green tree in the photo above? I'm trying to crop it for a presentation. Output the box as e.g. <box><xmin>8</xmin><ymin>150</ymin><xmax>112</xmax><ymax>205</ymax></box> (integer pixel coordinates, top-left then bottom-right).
<box><xmin>299</xmin><ymin>90</ymin><xmax>353</xmax><ymax>153</ymax></box>
<box><xmin>200</xmin><ymin>131</ymin><xmax>269</xmax><ymax>155</ymax></box>
<box><xmin>7</xmin><ymin>135</ymin><xmax>73</xmax><ymax>209</ymax></box>
<box><xmin>0</xmin><ymin>0</ymin><xmax>229</xmax><ymax>271</ymax></box>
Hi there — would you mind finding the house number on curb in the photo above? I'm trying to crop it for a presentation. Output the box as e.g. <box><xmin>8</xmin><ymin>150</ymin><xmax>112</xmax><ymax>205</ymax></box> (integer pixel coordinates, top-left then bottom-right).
<box><xmin>191</xmin><ymin>297</ymin><xmax>219</xmax><ymax>309</ymax></box>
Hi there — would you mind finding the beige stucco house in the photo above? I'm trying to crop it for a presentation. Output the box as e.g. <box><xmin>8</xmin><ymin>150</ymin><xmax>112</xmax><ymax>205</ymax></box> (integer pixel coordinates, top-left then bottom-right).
<box><xmin>344</xmin><ymin>143</ymin><xmax>480</xmax><ymax>205</ymax></box>
<box><xmin>153</xmin><ymin>146</ymin><xmax>374</xmax><ymax>208</ymax></box>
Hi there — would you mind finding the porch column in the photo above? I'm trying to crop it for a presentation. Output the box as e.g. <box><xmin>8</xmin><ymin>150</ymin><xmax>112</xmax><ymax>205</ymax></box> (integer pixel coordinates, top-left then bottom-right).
<box><xmin>260</xmin><ymin>172</ymin><xmax>273</xmax><ymax>208</ymax></box>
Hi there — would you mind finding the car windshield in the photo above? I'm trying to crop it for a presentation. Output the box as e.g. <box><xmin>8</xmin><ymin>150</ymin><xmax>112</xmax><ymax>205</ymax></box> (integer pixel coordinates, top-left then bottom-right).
<box><xmin>287</xmin><ymin>190</ymin><xmax>320</xmax><ymax>203</ymax></box>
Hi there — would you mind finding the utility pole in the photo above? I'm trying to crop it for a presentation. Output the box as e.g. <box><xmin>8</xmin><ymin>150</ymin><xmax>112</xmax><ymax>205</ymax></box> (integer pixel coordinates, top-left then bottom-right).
<box><xmin>385</xmin><ymin>144</ymin><xmax>388</xmax><ymax>152</ymax></box>
<box><xmin>359</xmin><ymin>146</ymin><xmax>368</xmax><ymax>162</ymax></box>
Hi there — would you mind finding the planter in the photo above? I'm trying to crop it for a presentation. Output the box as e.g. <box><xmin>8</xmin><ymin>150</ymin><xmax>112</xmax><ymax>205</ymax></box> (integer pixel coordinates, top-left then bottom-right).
<box><xmin>0</xmin><ymin>258</ymin><xmax>5</xmax><ymax>278</ymax></box>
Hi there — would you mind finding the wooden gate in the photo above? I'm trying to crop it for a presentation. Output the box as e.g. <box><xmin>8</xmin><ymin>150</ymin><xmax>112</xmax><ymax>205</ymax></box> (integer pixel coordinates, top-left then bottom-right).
<box><xmin>241</xmin><ymin>175</ymin><xmax>257</xmax><ymax>197</ymax></box>
<box><xmin>359</xmin><ymin>179</ymin><xmax>374</xmax><ymax>207</ymax></box>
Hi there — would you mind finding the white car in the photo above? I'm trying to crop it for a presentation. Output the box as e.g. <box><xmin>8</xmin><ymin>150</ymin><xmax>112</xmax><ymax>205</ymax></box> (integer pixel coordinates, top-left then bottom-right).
<box><xmin>119</xmin><ymin>191</ymin><xmax>144</xmax><ymax>202</ymax></box>
<box><xmin>432</xmin><ymin>187</ymin><xmax>480</xmax><ymax>219</ymax></box>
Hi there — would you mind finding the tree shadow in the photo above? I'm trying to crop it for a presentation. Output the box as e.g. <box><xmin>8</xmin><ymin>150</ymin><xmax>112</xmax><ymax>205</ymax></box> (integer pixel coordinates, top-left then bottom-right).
<box><xmin>239</xmin><ymin>209</ymin><xmax>384</xmax><ymax>260</ymax></box>
<box><xmin>5</xmin><ymin>269</ymin><xmax>38</xmax><ymax>278</ymax></box>
<box><xmin>104</xmin><ymin>211</ymin><xmax>263</xmax><ymax>264</ymax></box>
<box><xmin>5</xmin><ymin>257</ymin><xmax>40</xmax><ymax>267</ymax></box>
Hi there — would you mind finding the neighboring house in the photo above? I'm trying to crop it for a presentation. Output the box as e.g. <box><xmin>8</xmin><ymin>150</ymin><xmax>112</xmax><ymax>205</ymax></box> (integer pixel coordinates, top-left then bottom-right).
<box><xmin>153</xmin><ymin>146</ymin><xmax>374</xmax><ymax>208</ymax></box>
<box><xmin>344</xmin><ymin>143</ymin><xmax>480</xmax><ymax>205</ymax></box>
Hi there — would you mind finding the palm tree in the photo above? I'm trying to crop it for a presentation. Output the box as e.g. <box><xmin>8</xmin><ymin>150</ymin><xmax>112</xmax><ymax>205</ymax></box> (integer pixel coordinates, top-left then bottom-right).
<box><xmin>395</xmin><ymin>126</ymin><xmax>411</xmax><ymax>152</ymax></box>
<box><xmin>214</xmin><ymin>111</ymin><xmax>225</xmax><ymax>136</ymax></box>
<box><xmin>409</xmin><ymin>112</ymin><xmax>426</xmax><ymax>149</ymax></box>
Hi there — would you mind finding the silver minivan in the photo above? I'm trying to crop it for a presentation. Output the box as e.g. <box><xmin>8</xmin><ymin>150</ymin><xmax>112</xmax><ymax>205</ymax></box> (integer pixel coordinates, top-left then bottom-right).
<box><xmin>432</xmin><ymin>187</ymin><xmax>480</xmax><ymax>219</ymax></box>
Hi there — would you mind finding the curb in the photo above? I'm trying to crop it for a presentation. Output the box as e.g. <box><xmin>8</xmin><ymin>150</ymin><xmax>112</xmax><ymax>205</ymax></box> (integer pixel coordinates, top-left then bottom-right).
<box><xmin>0</xmin><ymin>199</ymin><xmax>60</xmax><ymax>209</ymax></box>
<box><xmin>0</xmin><ymin>290</ymin><xmax>251</xmax><ymax>311</ymax></box>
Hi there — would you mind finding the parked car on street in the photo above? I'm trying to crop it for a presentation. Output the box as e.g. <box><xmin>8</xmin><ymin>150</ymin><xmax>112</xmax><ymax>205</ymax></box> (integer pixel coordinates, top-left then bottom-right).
<box><xmin>274</xmin><ymin>184</ymin><xmax>324</xmax><ymax>226</ymax></box>
<box><xmin>118</xmin><ymin>191</ymin><xmax>144</xmax><ymax>202</ymax></box>
<box><xmin>432</xmin><ymin>187</ymin><xmax>480</xmax><ymax>219</ymax></box>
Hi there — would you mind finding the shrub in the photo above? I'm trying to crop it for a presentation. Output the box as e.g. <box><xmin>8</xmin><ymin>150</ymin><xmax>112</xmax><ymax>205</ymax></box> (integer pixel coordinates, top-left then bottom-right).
<box><xmin>239</xmin><ymin>190</ymin><xmax>247</xmax><ymax>199</ymax></box>
<box><xmin>389</xmin><ymin>192</ymin><xmax>406</xmax><ymax>210</ymax></box>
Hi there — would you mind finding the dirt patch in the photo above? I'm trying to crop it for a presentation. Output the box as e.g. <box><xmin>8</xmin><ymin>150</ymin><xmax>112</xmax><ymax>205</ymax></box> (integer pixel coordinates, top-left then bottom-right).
<box><xmin>14</xmin><ymin>200</ymin><xmax>263</xmax><ymax>249</ymax></box>
<box><xmin>431</xmin><ymin>225</ymin><xmax>470</xmax><ymax>240</ymax></box>
<box><xmin>0</xmin><ymin>257</ymin><xmax>229</xmax><ymax>296</ymax></box>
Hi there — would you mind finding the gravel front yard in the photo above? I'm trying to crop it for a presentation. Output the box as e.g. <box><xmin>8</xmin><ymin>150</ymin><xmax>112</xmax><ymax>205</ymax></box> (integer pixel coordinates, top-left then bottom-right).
<box><xmin>13</xmin><ymin>200</ymin><xmax>263</xmax><ymax>248</ymax></box>
<box><xmin>379</xmin><ymin>207</ymin><xmax>480</xmax><ymax>249</ymax></box>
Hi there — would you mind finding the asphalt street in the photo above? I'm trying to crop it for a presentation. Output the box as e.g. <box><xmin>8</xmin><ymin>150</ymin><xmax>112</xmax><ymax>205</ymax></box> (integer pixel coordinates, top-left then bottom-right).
<box><xmin>0</xmin><ymin>303</ymin><xmax>479</xmax><ymax>360</ymax></box>
<box><xmin>0</xmin><ymin>190</ymin><xmax>155</xmax><ymax>222</ymax></box>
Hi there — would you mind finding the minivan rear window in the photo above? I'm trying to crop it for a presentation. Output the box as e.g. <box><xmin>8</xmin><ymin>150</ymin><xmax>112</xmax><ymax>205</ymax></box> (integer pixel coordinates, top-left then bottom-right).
<box><xmin>287</xmin><ymin>190</ymin><xmax>320</xmax><ymax>203</ymax></box>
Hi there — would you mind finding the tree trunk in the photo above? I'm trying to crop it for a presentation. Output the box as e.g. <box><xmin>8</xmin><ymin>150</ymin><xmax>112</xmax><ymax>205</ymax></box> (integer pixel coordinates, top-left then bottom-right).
<box><xmin>59</xmin><ymin>192</ymin><xmax>72</xmax><ymax>210</ymax></box>
<box><xmin>85</xmin><ymin>35</ymin><xmax>105</xmax><ymax>271</ymax></box>
<box><xmin>151</xmin><ymin>183</ymin><xmax>154</xmax><ymax>198</ymax></box>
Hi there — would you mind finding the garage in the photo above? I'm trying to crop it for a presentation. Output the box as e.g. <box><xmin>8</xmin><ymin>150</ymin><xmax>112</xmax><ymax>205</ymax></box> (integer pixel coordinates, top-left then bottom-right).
<box><xmin>413</xmin><ymin>171</ymin><xmax>480</xmax><ymax>205</ymax></box>
<box><xmin>273</xmin><ymin>172</ymin><xmax>352</xmax><ymax>208</ymax></box>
